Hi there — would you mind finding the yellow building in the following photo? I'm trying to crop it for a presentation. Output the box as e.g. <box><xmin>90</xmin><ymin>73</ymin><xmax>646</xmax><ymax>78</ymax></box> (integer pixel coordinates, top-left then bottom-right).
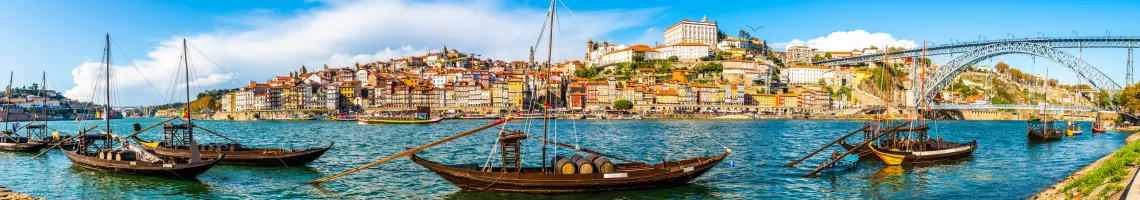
<box><xmin>507</xmin><ymin>78</ymin><xmax>524</xmax><ymax>108</ymax></box>
<box><xmin>779</xmin><ymin>93</ymin><xmax>799</xmax><ymax>107</ymax></box>
<box><xmin>656</xmin><ymin>90</ymin><xmax>679</xmax><ymax>104</ymax></box>
<box><xmin>854</xmin><ymin>70</ymin><xmax>872</xmax><ymax>84</ymax></box>
<box><xmin>755</xmin><ymin>94</ymin><xmax>778</xmax><ymax>107</ymax></box>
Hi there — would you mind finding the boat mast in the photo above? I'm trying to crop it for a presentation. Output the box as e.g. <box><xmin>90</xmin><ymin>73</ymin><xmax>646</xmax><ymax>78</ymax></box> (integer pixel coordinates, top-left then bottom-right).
<box><xmin>184</xmin><ymin>39</ymin><xmax>191</xmax><ymax>124</ymax></box>
<box><xmin>39</xmin><ymin>72</ymin><xmax>46</xmax><ymax>125</ymax></box>
<box><xmin>5</xmin><ymin>71</ymin><xmax>12</xmax><ymax>132</ymax></box>
<box><xmin>104</xmin><ymin>34</ymin><xmax>111</xmax><ymax>134</ymax></box>
<box><xmin>541</xmin><ymin>0</ymin><xmax>555</xmax><ymax>174</ymax></box>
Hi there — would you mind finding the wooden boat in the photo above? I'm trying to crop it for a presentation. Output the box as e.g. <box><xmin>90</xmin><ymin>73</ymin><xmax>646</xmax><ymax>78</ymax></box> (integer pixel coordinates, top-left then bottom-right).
<box><xmin>0</xmin><ymin>132</ymin><xmax>46</xmax><ymax>153</ymax></box>
<box><xmin>838</xmin><ymin>123</ymin><xmax>927</xmax><ymax>158</ymax></box>
<box><xmin>356</xmin><ymin>117</ymin><xmax>443</xmax><ymax>125</ymax></box>
<box><xmin>132</xmin><ymin>133</ymin><xmax>332</xmax><ymax>166</ymax></box>
<box><xmin>867</xmin><ymin>138</ymin><xmax>977</xmax><ymax>165</ymax></box>
<box><xmin>1092</xmin><ymin>123</ymin><xmax>1108</xmax><ymax>133</ymax></box>
<box><xmin>819</xmin><ymin>155</ymin><xmax>858</xmax><ymax>173</ymax></box>
<box><xmin>358</xmin><ymin>106</ymin><xmax>444</xmax><ymax>124</ymax></box>
<box><xmin>1027</xmin><ymin>119</ymin><xmax>1063</xmax><ymax>141</ymax></box>
<box><xmin>62</xmin><ymin>133</ymin><xmax>224</xmax><ymax>178</ymax></box>
<box><xmin>410</xmin><ymin>151</ymin><xmax>728</xmax><ymax>193</ymax></box>
<box><xmin>457</xmin><ymin>114</ymin><xmax>500</xmax><ymax>120</ymax></box>
<box><xmin>57</xmin><ymin>36</ymin><xmax>225</xmax><ymax>179</ymax></box>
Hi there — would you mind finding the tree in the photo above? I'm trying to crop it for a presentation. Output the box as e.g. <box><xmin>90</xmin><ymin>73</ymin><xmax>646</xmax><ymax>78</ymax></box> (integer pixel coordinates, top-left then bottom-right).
<box><xmin>717</xmin><ymin>29</ymin><xmax>728</xmax><ymax>41</ymax></box>
<box><xmin>1096</xmin><ymin>89</ymin><xmax>1114</xmax><ymax>108</ymax></box>
<box><xmin>667</xmin><ymin>56</ymin><xmax>679</xmax><ymax>62</ymax></box>
<box><xmin>614</xmin><ymin>99</ymin><xmax>633</xmax><ymax>110</ymax></box>
<box><xmin>632</xmin><ymin>55</ymin><xmax>645</xmax><ymax>63</ymax></box>
<box><xmin>995</xmin><ymin>62</ymin><xmax>1010</xmax><ymax>73</ymax></box>
<box><xmin>817</xmin><ymin>78</ymin><xmax>827</xmax><ymax>86</ymax></box>
<box><xmin>655</xmin><ymin>62</ymin><xmax>673</xmax><ymax>73</ymax></box>
<box><xmin>700</xmin><ymin>56</ymin><xmax>713</xmax><ymax>61</ymax></box>
<box><xmin>824</xmin><ymin>52</ymin><xmax>832</xmax><ymax>59</ymax></box>
<box><xmin>813</xmin><ymin>54</ymin><xmax>823</xmax><ymax>62</ymax></box>
<box><xmin>737</xmin><ymin>30</ymin><xmax>752</xmax><ymax>41</ymax></box>
<box><xmin>714</xmin><ymin>54</ymin><xmax>724</xmax><ymax>61</ymax></box>
<box><xmin>1117</xmin><ymin>83</ymin><xmax>1140</xmax><ymax>114</ymax></box>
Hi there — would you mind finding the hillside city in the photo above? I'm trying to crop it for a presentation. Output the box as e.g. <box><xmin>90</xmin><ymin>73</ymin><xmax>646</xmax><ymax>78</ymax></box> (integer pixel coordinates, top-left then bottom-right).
<box><xmin>194</xmin><ymin>16</ymin><xmax>1104</xmax><ymax>118</ymax></box>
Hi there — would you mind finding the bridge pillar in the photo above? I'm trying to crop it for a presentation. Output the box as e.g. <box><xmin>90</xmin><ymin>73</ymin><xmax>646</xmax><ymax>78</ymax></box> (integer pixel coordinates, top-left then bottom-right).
<box><xmin>1128</xmin><ymin>48</ymin><xmax>1134</xmax><ymax>85</ymax></box>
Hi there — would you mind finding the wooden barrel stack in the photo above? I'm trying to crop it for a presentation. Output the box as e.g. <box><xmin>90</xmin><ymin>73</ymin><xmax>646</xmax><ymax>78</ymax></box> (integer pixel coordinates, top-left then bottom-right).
<box><xmin>550</xmin><ymin>153</ymin><xmax>614</xmax><ymax>174</ymax></box>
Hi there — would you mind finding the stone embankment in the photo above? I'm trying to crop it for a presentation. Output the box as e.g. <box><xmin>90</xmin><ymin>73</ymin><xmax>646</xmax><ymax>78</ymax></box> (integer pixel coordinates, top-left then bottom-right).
<box><xmin>0</xmin><ymin>187</ymin><xmax>43</xmax><ymax>200</ymax></box>
<box><xmin>1031</xmin><ymin>130</ymin><xmax>1140</xmax><ymax>199</ymax></box>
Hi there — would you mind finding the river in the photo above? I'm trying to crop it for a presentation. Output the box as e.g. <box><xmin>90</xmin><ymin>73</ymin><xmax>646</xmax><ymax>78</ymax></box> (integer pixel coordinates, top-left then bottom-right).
<box><xmin>0</xmin><ymin>118</ymin><xmax>1128</xmax><ymax>199</ymax></box>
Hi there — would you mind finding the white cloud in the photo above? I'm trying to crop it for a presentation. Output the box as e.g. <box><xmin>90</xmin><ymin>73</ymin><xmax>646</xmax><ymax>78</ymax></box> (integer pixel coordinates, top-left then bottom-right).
<box><xmin>64</xmin><ymin>0</ymin><xmax>657</xmax><ymax>105</ymax></box>
<box><xmin>781</xmin><ymin>30</ymin><xmax>917</xmax><ymax>51</ymax></box>
<box><xmin>629</xmin><ymin>28</ymin><xmax>663</xmax><ymax>46</ymax></box>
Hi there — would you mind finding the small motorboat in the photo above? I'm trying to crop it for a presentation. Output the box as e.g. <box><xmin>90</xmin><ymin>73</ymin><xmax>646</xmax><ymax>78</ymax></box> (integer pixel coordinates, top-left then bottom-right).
<box><xmin>820</xmin><ymin>155</ymin><xmax>858</xmax><ymax>173</ymax></box>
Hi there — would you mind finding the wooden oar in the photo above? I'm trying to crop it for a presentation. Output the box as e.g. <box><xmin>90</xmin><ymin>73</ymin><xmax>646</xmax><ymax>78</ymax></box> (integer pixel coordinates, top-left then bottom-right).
<box><xmin>520</xmin><ymin>134</ymin><xmax>640</xmax><ymax>164</ymax></box>
<box><xmin>785</xmin><ymin>124</ymin><xmax>870</xmax><ymax>167</ymax></box>
<box><xmin>30</xmin><ymin>125</ymin><xmax>98</xmax><ymax>159</ymax></box>
<box><xmin>308</xmin><ymin>116</ymin><xmax>515</xmax><ymax>184</ymax></box>
<box><xmin>803</xmin><ymin>121</ymin><xmax>911</xmax><ymax>177</ymax></box>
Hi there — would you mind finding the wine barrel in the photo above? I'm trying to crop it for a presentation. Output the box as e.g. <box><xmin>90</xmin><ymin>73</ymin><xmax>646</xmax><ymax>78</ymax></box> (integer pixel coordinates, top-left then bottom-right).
<box><xmin>118</xmin><ymin>151</ymin><xmax>137</xmax><ymax>161</ymax></box>
<box><xmin>575</xmin><ymin>157</ymin><xmax>595</xmax><ymax>174</ymax></box>
<box><xmin>593</xmin><ymin>157</ymin><xmax>614</xmax><ymax>173</ymax></box>
<box><xmin>585</xmin><ymin>154</ymin><xmax>600</xmax><ymax>163</ymax></box>
<box><xmin>552</xmin><ymin>155</ymin><xmax>575</xmax><ymax>174</ymax></box>
<box><xmin>570</xmin><ymin>154</ymin><xmax>585</xmax><ymax>163</ymax></box>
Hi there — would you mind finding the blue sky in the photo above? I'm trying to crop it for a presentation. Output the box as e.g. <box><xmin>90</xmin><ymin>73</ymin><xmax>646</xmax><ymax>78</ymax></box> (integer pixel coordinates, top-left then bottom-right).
<box><xmin>1</xmin><ymin>0</ymin><xmax>1138</xmax><ymax>105</ymax></box>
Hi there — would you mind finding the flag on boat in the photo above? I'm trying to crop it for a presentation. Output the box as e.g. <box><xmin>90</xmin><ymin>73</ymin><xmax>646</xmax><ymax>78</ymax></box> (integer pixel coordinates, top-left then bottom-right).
<box><xmin>180</xmin><ymin>109</ymin><xmax>189</xmax><ymax>118</ymax></box>
<box><xmin>94</xmin><ymin>111</ymin><xmax>101</xmax><ymax>119</ymax></box>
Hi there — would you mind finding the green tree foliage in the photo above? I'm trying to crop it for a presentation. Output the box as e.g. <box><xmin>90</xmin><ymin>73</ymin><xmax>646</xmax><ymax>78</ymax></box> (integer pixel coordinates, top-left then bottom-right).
<box><xmin>699</xmin><ymin>56</ymin><xmax>713</xmax><ymax>61</ymax></box>
<box><xmin>824</xmin><ymin>52</ymin><xmax>832</xmax><ymax>59</ymax></box>
<box><xmin>696</xmin><ymin>62</ymin><xmax>724</xmax><ymax>75</ymax></box>
<box><xmin>655</xmin><ymin>62</ymin><xmax>673</xmax><ymax>73</ymax></box>
<box><xmin>717</xmin><ymin>29</ymin><xmax>728</xmax><ymax>41</ymax></box>
<box><xmin>1097</xmin><ymin>90</ymin><xmax>1114</xmax><ymax>108</ymax></box>
<box><xmin>574</xmin><ymin>67</ymin><xmax>600</xmax><ymax>78</ymax></box>
<box><xmin>613</xmin><ymin>99</ymin><xmax>633</xmax><ymax>110</ymax></box>
<box><xmin>667</xmin><ymin>56</ymin><xmax>679</xmax><ymax>62</ymax></box>
<box><xmin>632</xmin><ymin>55</ymin><xmax>645</xmax><ymax>63</ymax></box>
<box><xmin>737</xmin><ymin>30</ymin><xmax>752</xmax><ymax>40</ymax></box>
<box><xmin>839</xmin><ymin>86</ymin><xmax>852</xmax><ymax>100</ymax></box>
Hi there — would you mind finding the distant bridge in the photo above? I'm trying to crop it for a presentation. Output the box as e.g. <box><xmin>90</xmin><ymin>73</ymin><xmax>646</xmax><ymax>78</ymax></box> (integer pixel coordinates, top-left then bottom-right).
<box><xmin>813</xmin><ymin>36</ymin><xmax>1138</xmax><ymax>108</ymax></box>
<box><xmin>929</xmin><ymin>104</ymin><xmax>1098</xmax><ymax>112</ymax></box>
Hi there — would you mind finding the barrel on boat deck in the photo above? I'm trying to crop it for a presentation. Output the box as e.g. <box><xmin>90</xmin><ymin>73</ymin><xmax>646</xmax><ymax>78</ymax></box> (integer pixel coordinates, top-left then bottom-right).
<box><xmin>593</xmin><ymin>158</ymin><xmax>613</xmax><ymax>173</ymax></box>
<box><xmin>552</xmin><ymin>155</ymin><xmax>575</xmax><ymax>174</ymax></box>
<box><xmin>573</xmin><ymin>156</ymin><xmax>595</xmax><ymax>174</ymax></box>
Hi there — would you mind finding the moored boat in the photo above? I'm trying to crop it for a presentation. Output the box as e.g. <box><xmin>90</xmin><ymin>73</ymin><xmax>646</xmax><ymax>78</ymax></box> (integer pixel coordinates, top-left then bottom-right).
<box><xmin>819</xmin><ymin>154</ymin><xmax>858</xmax><ymax>173</ymax></box>
<box><xmin>1027</xmin><ymin>119</ymin><xmax>1063</xmax><ymax>141</ymax></box>
<box><xmin>357</xmin><ymin>106</ymin><xmax>444</xmax><ymax>124</ymax></box>
<box><xmin>132</xmin><ymin>125</ymin><xmax>332</xmax><ymax>167</ymax></box>
<box><xmin>867</xmin><ymin>137</ymin><xmax>977</xmax><ymax>165</ymax></box>
<box><xmin>410</xmin><ymin>151</ymin><xmax>727</xmax><ymax>193</ymax></box>
<box><xmin>59</xmin><ymin>35</ymin><xmax>224</xmax><ymax>178</ymax></box>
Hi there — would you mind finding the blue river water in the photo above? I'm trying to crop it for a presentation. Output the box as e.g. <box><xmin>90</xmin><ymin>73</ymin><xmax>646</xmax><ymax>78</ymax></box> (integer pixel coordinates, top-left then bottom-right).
<box><xmin>0</xmin><ymin>118</ymin><xmax>1128</xmax><ymax>199</ymax></box>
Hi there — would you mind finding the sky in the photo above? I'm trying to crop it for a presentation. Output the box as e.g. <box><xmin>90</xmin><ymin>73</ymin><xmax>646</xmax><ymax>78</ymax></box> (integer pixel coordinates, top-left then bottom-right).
<box><xmin>1</xmin><ymin>0</ymin><xmax>1138</xmax><ymax>106</ymax></box>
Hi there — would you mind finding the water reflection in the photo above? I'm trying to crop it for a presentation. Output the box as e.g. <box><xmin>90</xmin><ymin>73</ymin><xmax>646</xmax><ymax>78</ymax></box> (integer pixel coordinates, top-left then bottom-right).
<box><xmin>442</xmin><ymin>184</ymin><xmax>718</xmax><ymax>200</ymax></box>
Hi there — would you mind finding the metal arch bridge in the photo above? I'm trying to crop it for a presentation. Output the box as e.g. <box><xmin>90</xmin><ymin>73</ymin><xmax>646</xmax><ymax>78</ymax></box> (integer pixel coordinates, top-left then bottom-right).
<box><xmin>812</xmin><ymin>36</ymin><xmax>1140</xmax><ymax>66</ymax></box>
<box><xmin>929</xmin><ymin>104</ymin><xmax>1098</xmax><ymax>112</ymax></box>
<box><xmin>812</xmin><ymin>36</ymin><xmax>1139</xmax><ymax>107</ymax></box>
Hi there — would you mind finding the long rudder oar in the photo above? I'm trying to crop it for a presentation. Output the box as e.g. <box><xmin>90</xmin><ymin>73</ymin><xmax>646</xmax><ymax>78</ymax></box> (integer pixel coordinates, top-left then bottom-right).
<box><xmin>308</xmin><ymin>116</ymin><xmax>514</xmax><ymax>184</ymax></box>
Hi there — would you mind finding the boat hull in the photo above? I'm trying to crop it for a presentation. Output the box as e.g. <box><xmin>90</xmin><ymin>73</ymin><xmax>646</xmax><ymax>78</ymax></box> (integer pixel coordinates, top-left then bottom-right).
<box><xmin>411</xmin><ymin>151</ymin><xmax>728</xmax><ymax>193</ymax></box>
<box><xmin>0</xmin><ymin>139</ymin><xmax>47</xmax><ymax>153</ymax></box>
<box><xmin>62</xmin><ymin>150</ymin><xmax>222</xmax><ymax>178</ymax></box>
<box><xmin>1028</xmin><ymin>129</ymin><xmax>1063</xmax><ymax>141</ymax></box>
<box><xmin>135</xmin><ymin>139</ymin><xmax>332</xmax><ymax>166</ymax></box>
<box><xmin>868</xmin><ymin>141</ymin><xmax>977</xmax><ymax>166</ymax></box>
